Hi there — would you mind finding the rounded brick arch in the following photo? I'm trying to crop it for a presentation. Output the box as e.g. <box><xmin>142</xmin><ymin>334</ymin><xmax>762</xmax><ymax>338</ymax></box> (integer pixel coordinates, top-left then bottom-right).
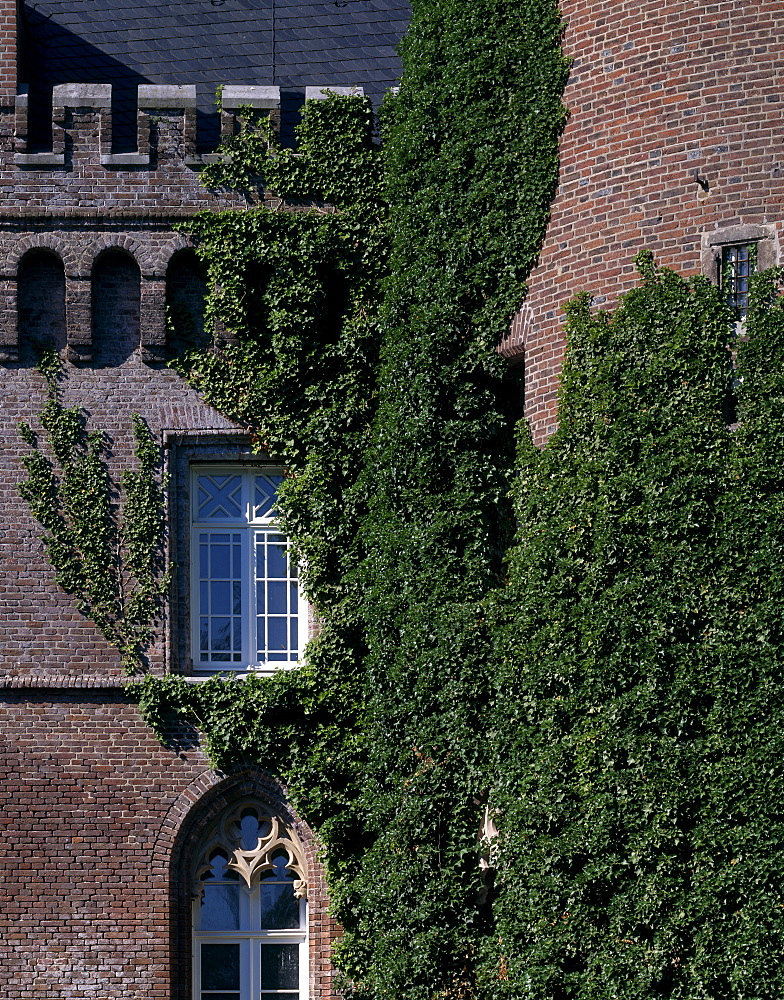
<box><xmin>84</xmin><ymin>235</ymin><xmax>153</xmax><ymax>276</ymax></box>
<box><xmin>158</xmin><ymin>765</ymin><xmax>335</xmax><ymax>1000</ymax></box>
<box><xmin>155</xmin><ymin>233</ymin><xmax>194</xmax><ymax>279</ymax></box>
<box><xmin>152</xmin><ymin>765</ymin><xmax>317</xmax><ymax>878</ymax></box>
<box><xmin>2</xmin><ymin>234</ymin><xmax>77</xmax><ymax>278</ymax></box>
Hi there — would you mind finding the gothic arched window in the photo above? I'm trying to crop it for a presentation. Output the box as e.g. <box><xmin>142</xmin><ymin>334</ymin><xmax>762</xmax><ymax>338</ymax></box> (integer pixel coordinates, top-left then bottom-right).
<box><xmin>192</xmin><ymin>801</ymin><xmax>308</xmax><ymax>1000</ymax></box>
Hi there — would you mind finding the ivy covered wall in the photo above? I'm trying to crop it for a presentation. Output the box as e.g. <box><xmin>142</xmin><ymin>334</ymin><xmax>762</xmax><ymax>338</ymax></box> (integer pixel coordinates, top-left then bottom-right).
<box><xmin>93</xmin><ymin>1</ymin><xmax>784</xmax><ymax>997</ymax></box>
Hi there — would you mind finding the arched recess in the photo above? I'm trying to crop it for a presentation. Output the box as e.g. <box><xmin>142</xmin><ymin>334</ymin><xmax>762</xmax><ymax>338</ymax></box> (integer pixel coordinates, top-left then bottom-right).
<box><xmin>17</xmin><ymin>249</ymin><xmax>67</xmax><ymax>361</ymax></box>
<box><xmin>165</xmin><ymin>248</ymin><xmax>209</xmax><ymax>356</ymax></box>
<box><xmin>91</xmin><ymin>248</ymin><xmax>141</xmax><ymax>365</ymax></box>
<box><xmin>166</xmin><ymin>769</ymin><xmax>328</xmax><ymax>1000</ymax></box>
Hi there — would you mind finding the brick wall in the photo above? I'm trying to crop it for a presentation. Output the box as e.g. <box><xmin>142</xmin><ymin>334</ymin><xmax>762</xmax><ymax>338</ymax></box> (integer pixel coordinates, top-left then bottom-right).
<box><xmin>17</xmin><ymin>248</ymin><xmax>66</xmax><ymax>356</ymax></box>
<box><xmin>500</xmin><ymin>0</ymin><xmax>784</xmax><ymax>446</ymax></box>
<box><xmin>0</xmin><ymin>0</ymin><xmax>16</xmax><ymax>107</ymax></box>
<box><xmin>0</xmin><ymin>692</ymin><xmax>338</xmax><ymax>999</ymax></box>
<box><xmin>3</xmin><ymin>3</ymin><xmax>783</xmax><ymax>993</ymax></box>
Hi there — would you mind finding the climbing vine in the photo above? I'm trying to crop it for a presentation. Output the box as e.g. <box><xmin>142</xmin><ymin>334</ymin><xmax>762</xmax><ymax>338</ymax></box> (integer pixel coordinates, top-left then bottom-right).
<box><xmin>484</xmin><ymin>256</ymin><xmax>784</xmax><ymax>998</ymax></box>
<box><xmin>140</xmin><ymin>1</ymin><xmax>569</xmax><ymax>996</ymax></box>
<box><xmin>19</xmin><ymin>354</ymin><xmax>168</xmax><ymax>672</ymax></box>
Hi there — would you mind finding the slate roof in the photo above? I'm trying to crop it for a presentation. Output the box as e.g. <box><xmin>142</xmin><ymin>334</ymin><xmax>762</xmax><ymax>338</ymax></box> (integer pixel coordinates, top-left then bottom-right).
<box><xmin>22</xmin><ymin>0</ymin><xmax>410</xmax><ymax>149</ymax></box>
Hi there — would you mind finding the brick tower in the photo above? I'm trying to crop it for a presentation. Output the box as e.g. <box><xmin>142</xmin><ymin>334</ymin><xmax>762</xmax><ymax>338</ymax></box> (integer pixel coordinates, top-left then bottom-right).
<box><xmin>499</xmin><ymin>0</ymin><xmax>784</xmax><ymax>447</ymax></box>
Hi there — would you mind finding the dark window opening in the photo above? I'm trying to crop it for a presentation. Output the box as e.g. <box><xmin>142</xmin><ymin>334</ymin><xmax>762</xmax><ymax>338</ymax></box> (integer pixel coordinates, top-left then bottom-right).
<box><xmin>17</xmin><ymin>250</ymin><xmax>67</xmax><ymax>362</ymax></box>
<box><xmin>720</xmin><ymin>243</ymin><xmax>756</xmax><ymax>320</ymax></box>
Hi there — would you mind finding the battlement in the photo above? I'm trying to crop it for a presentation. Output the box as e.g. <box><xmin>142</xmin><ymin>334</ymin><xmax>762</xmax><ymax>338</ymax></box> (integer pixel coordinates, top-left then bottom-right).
<box><xmin>12</xmin><ymin>82</ymin><xmax>365</xmax><ymax>170</ymax></box>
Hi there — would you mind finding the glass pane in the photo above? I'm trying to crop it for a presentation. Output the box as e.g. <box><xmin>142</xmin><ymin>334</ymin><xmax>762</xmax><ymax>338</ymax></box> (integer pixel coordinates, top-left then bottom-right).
<box><xmin>260</xmin><ymin>882</ymin><xmax>300</xmax><ymax>929</ymax></box>
<box><xmin>211</xmin><ymin>542</ymin><xmax>231</xmax><ymax>578</ymax></box>
<box><xmin>260</xmin><ymin>944</ymin><xmax>299</xmax><ymax>990</ymax></box>
<box><xmin>213</xmin><ymin>618</ymin><xmax>231</xmax><ymax>651</ymax></box>
<box><xmin>211</xmin><ymin>581</ymin><xmax>231</xmax><ymax>615</ymax></box>
<box><xmin>268</xmin><ymin>581</ymin><xmax>287</xmax><ymax>614</ymax></box>
<box><xmin>202</xmin><ymin>995</ymin><xmax>240</xmax><ymax>1000</ymax></box>
<box><xmin>267</xmin><ymin>543</ymin><xmax>288</xmax><ymax>579</ymax></box>
<box><xmin>259</xmin><ymin>995</ymin><xmax>298</xmax><ymax>1000</ymax></box>
<box><xmin>268</xmin><ymin>618</ymin><xmax>287</xmax><ymax>650</ymax></box>
<box><xmin>202</xmin><ymin>943</ymin><xmax>240</xmax><ymax>991</ymax></box>
<box><xmin>198</xmin><ymin>474</ymin><xmax>242</xmax><ymax>520</ymax></box>
<box><xmin>200</xmin><ymin>884</ymin><xmax>240</xmax><ymax>931</ymax></box>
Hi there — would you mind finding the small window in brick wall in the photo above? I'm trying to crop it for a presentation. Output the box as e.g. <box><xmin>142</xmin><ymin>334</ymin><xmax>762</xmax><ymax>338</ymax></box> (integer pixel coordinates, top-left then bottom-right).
<box><xmin>719</xmin><ymin>243</ymin><xmax>756</xmax><ymax>321</ymax></box>
<box><xmin>702</xmin><ymin>225</ymin><xmax>778</xmax><ymax>325</ymax></box>
<box><xmin>17</xmin><ymin>249</ymin><xmax>66</xmax><ymax>361</ymax></box>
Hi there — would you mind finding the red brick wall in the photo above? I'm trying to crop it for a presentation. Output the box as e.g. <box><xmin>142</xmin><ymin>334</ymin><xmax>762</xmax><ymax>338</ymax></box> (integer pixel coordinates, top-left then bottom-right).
<box><xmin>500</xmin><ymin>0</ymin><xmax>784</xmax><ymax>446</ymax></box>
<box><xmin>0</xmin><ymin>1</ymin><xmax>16</xmax><ymax>107</ymax></box>
<box><xmin>0</xmin><ymin>691</ymin><xmax>338</xmax><ymax>999</ymax></box>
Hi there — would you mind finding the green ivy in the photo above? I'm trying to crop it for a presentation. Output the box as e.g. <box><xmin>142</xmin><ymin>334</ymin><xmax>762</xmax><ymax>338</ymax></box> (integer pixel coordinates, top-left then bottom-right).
<box><xmin>485</xmin><ymin>255</ymin><xmax>784</xmax><ymax>998</ymax></box>
<box><xmin>19</xmin><ymin>355</ymin><xmax>168</xmax><ymax>672</ymax></box>
<box><xmin>139</xmin><ymin>2</ymin><xmax>569</xmax><ymax>995</ymax></box>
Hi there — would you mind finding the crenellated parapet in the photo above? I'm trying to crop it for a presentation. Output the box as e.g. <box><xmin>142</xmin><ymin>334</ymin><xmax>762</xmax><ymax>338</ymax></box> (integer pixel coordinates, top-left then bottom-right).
<box><xmin>11</xmin><ymin>82</ymin><xmax>364</xmax><ymax>171</ymax></box>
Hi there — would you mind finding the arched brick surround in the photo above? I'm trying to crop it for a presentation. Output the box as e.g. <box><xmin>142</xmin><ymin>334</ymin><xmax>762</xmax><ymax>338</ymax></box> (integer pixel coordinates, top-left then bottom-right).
<box><xmin>161</xmin><ymin>767</ymin><xmax>336</xmax><ymax>1000</ymax></box>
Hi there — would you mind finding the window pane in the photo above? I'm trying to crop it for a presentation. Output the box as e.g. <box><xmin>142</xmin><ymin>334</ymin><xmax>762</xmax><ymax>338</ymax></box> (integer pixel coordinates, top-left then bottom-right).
<box><xmin>211</xmin><ymin>581</ymin><xmax>231</xmax><ymax>615</ymax></box>
<box><xmin>260</xmin><ymin>882</ymin><xmax>300</xmax><ymax>929</ymax></box>
<box><xmin>198</xmin><ymin>474</ymin><xmax>242</xmax><ymax>519</ymax></box>
<box><xmin>268</xmin><ymin>581</ymin><xmax>287</xmax><ymax>614</ymax></box>
<box><xmin>254</xmin><ymin>474</ymin><xmax>283</xmax><ymax>520</ymax></box>
<box><xmin>267</xmin><ymin>543</ymin><xmax>288</xmax><ymax>579</ymax></box>
<box><xmin>211</xmin><ymin>542</ymin><xmax>231</xmax><ymax>578</ymax></box>
<box><xmin>268</xmin><ymin>618</ymin><xmax>287</xmax><ymax>651</ymax></box>
<box><xmin>200</xmin><ymin>884</ymin><xmax>240</xmax><ymax>931</ymax></box>
<box><xmin>260</xmin><ymin>944</ymin><xmax>299</xmax><ymax>990</ymax></box>
<box><xmin>213</xmin><ymin>618</ymin><xmax>231</xmax><ymax>651</ymax></box>
<box><xmin>202</xmin><ymin>943</ymin><xmax>240</xmax><ymax>990</ymax></box>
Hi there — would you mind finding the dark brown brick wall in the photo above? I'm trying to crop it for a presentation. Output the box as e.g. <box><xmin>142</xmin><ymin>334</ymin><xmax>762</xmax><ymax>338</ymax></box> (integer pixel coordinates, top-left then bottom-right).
<box><xmin>500</xmin><ymin>0</ymin><xmax>784</xmax><ymax>446</ymax></box>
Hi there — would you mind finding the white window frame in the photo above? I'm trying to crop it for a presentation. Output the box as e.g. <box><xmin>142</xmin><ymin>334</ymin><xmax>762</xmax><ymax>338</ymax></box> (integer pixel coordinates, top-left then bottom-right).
<box><xmin>191</xmin><ymin>466</ymin><xmax>305</xmax><ymax>675</ymax></box>
<box><xmin>193</xmin><ymin>895</ymin><xmax>308</xmax><ymax>1000</ymax></box>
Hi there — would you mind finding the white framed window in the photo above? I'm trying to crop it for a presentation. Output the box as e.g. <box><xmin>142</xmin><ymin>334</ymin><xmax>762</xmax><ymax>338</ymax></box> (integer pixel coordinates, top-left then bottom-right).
<box><xmin>192</xmin><ymin>805</ymin><xmax>309</xmax><ymax>1000</ymax></box>
<box><xmin>191</xmin><ymin>467</ymin><xmax>303</xmax><ymax>673</ymax></box>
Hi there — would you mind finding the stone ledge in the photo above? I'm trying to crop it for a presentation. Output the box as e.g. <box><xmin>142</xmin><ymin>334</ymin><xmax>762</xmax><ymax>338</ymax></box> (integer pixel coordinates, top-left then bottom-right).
<box><xmin>0</xmin><ymin>675</ymin><xmax>130</xmax><ymax>690</ymax></box>
<box><xmin>184</xmin><ymin>153</ymin><xmax>224</xmax><ymax>170</ymax></box>
<box><xmin>14</xmin><ymin>152</ymin><xmax>65</xmax><ymax>167</ymax></box>
<box><xmin>305</xmin><ymin>85</ymin><xmax>364</xmax><ymax>101</ymax></box>
<box><xmin>52</xmin><ymin>82</ymin><xmax>112</xmax><ymax>108</ymax></box>
<box><xmin>138</xmin><ymin>84</ymin><xmax>197</xmax><ymax>109</ymax></box>
<box><xmin>101</xmin><ymin>152</ymin><xmax>152</xmax><ymax>168</ymax></box>
<box><xmin>221</xmin><ymin>85</ymin><xmax>280</xmax><ymax>110</ymax></box>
